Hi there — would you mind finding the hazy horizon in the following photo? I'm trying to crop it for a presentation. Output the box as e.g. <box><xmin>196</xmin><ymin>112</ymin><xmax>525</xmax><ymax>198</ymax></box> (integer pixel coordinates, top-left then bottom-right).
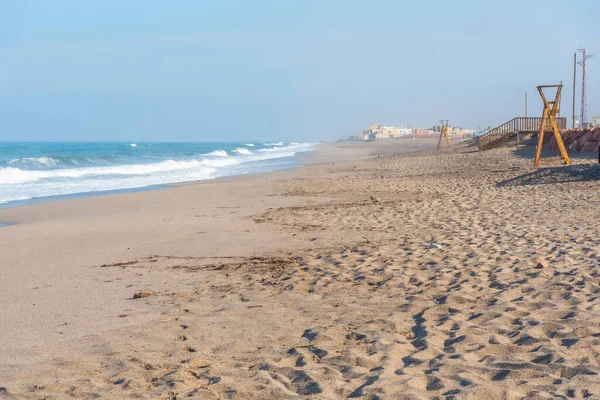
<box><xmin>1</xmin><ymin>1</ymin><xmax>597</xmax><ymax>142</ymax></box>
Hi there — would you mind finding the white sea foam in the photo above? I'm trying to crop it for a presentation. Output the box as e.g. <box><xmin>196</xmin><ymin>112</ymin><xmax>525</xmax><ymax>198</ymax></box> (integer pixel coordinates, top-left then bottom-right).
<box><xmin>0</xmin><ymin>195</ymin><xmax>32</xmax><ymax>204</ymax></box>
<box><xmin>264</xmin><ymin>142</ymin><xmax>284</xmax><ymax>146</ymax></box>
<box><xmin>258</xmin><ymin>142</ymin><xmax>315</xmax><ymax>153</ymax></box>
<box><xmin>245</xmin><ymin>143</ymin><xmax>255</xmax><ymax>147</ymax></box>
<box><xmin>206</xmin><ymin>150</ymin><xmax>228</xmax><ymax>157</ymax></box>
<box><xmin>130</xmin><ymin>143</ymin><xmax>137</xmax><ymax>147</ymax></box>
<box><xmin>0</xmin><ymin>167</ymin><xmax>216</xmax><ymax>204</ymax></box>
<box><xmin>0</xmin><ymin>159</ymin><xmax>213</xmax><ymax>185</ymax></box>
<box><xmin>232</xmin><ymin>148</ymin><xmax>252</xmax><ymax>155</ymax></box>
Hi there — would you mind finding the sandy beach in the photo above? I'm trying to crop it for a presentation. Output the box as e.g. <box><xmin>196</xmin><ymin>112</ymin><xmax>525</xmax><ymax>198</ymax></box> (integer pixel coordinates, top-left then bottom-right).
<box><xmin>1</xmin><ymin>138</ymin><xmax>600</xmax><ymax>399</ymax></box>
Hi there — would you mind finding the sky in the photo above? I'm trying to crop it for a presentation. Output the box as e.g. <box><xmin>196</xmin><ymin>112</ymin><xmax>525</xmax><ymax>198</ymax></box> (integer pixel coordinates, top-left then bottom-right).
<box><xmin>0</xmin><ymin>0</ymin><xmax>598</xmax><ymax>142</ymax></box>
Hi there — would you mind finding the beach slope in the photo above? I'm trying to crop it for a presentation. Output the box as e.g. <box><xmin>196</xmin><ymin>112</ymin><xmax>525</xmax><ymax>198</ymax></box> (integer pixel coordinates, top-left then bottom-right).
<box><xmin>1</xmin><ymin>138</ymin><xmax>600</xmax><ymax>399</ymax></box>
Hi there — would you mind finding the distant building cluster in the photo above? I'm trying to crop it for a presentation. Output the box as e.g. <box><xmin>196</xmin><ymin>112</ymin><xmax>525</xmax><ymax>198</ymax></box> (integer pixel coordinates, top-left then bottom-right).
<box><xmin>357</xmin><ymin>124</ymin><xmax>412</xmax><ymax>140</ymax></box>
<box><xmin>351</xmin><ymin>124</ymin><xmax>476</xmax><ymax>141</ymax></box>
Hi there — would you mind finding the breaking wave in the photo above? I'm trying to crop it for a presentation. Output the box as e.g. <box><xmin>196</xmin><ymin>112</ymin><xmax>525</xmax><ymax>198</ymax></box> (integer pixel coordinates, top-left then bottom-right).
<box><xmin>7</xmin><ymin>156</ymin><xmax>59</xmax><ymax>167</ymax></box>
<box><xmin>205</xmin><ymin>150</ymin><xmax>228</xmax><ymax>157</ymax></box>
<box><xmin>232</xmin><ymin>148</ymin><xmax>252</xmax><ymax>155</ymax></box>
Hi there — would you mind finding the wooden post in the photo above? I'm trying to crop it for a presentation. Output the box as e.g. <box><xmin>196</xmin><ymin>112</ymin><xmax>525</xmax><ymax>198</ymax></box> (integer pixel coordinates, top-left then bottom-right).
<box><xmin>534</xmin><ymin>109</ymin><xmax>548</xmax><ymax>168</ymax></box>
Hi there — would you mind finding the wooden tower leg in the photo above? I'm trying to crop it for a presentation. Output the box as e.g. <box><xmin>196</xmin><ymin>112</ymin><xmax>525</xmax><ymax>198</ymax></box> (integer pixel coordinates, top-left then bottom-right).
<box><xmin>550</xmin><ymin>116</ymin><xmax>571</xmax><ymax>165</ymax></box>
<box><xmin>534</xmin><ymin>111</ymin><xmax>547</xmax><ymax>168</ymax></box>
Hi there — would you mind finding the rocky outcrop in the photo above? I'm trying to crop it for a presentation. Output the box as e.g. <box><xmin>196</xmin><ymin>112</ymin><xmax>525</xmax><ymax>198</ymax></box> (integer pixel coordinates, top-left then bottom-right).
<box><xmin>544</xmin><ymin>128</ymin><xmax>600</xmax><ymax>152</ymax></box>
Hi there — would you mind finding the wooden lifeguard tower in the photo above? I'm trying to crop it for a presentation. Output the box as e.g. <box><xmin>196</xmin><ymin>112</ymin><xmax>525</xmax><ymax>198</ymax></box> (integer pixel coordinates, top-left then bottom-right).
<box><xmin>533</xmin><ymin>84</ymin><xmax>571</xmax><ymax>168</ymax></box>
<box><xmin>437</xmin><ymin>120</ymin><xmax>451</xmax><ymax>150</ymax></box>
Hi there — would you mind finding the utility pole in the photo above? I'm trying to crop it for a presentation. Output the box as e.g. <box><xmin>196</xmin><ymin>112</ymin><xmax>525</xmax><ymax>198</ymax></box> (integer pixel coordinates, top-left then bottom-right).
<box><xmin>525</xmin><ymin>92</ymin><xmax>528</xmax><ymax>117</ymax></box>
<box><xmin>572</xmin><ymin>52</ymin><xmax>577</xmax><ymax>129</ymax></box>
<box><xmin>578</xmin><ymin>48</ymin><xmax>593</xmax><ymax>126</ymax></box>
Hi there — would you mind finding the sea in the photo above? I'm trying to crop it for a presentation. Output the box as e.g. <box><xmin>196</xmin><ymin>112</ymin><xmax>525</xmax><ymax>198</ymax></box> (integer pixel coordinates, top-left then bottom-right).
<box><xmin>0</xmin><ymin>141</ymin><xmax>316</xmax><ymax>207</ymax></box>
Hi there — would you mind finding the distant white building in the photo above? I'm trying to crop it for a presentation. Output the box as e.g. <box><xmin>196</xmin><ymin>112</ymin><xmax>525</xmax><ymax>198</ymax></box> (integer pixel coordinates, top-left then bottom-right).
<box><xmin>357</xmin><ymin>123</ymin><xmax>422</xmax><ymax>140</ymax></box>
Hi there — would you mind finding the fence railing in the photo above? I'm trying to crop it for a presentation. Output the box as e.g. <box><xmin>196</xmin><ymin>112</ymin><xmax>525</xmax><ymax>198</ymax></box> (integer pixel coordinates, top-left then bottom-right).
<box><xmin>478</xmin><ymin>117</ymin><xmax>567</xmax><ymax>150</ymax></box>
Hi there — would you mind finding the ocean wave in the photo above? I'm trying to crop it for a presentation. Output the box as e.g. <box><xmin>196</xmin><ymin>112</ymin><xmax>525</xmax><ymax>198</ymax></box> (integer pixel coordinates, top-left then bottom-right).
<box><xmin>130</xmin><ymin>143</ymin><xmax>137</xmax><ymax>147</ymax></box>
<box><xmin>205</xmin><ymin>150</ymin><xmax>228</xmax><ymax>157</ymax></box>
<box><xmin>0</xmin><ymin>141</ymin><xmax>317</xmax><ymax>204</ymax></box>
<box><xmin>5</xmin><ymin>155</ymin><xmax>129</xmax><ymax>168</ymax></box>
<box><xmin>7</xmin><ymin>156</ymin><xmax>59</xmax><ymax>167</ymax></box>
<box><xmin>264</xmin><ymin>142</ymin><xmax>285</xmax><ymax>146</ymax></box>
<box><xmin>232</xmin><ymin>148</ymin><xmax>252</xmax><ymax>155</ymax></box>
<box><xmin>0</xmin><ymin>145</ymin><xmax>311</xmax><ymax>185</ymax></box>
<box><xmin>0</xmin><ymin>159</ymin><xmax>214</xmax><ymax>185</ymax></box>
<box><xmin>245</xmin><ymin>143</ymin><xmax>255</xmax><ymax>147</ymax></box>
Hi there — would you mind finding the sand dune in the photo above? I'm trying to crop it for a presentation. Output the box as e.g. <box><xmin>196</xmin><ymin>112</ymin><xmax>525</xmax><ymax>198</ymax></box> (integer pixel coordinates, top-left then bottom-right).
<box><xmin>1</xmin><ymin>140</ymin><xmax>600</xmax><ymax>398</ymax></box>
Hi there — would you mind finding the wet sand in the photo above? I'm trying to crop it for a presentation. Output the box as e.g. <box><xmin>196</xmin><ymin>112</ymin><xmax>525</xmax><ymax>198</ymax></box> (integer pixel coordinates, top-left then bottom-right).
<box><xmin>1</xmin><ymin>138</ymin><xmax>600</xmax><ymax>399</ymax></box>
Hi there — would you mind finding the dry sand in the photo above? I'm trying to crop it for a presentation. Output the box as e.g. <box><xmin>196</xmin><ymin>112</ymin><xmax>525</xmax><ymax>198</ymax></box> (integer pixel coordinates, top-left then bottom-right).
<box><xmin>1</xmin><ymin>138</ymin><xmax>600</xmax><ymax>399</ymax></box>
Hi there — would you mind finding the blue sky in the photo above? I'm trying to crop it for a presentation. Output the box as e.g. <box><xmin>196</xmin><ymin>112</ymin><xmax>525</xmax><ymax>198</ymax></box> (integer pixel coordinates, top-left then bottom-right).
<box><xmin>0</xmin><ymin>0</ymin><xmax>598</xmax><ymax>141</ymax></box>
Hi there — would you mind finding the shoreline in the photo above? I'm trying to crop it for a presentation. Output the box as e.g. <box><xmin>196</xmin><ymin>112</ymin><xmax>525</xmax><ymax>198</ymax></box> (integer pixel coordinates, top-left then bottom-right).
<box><xmin>0</xmin><ymin>139</ymin><xmax>437</xmax><ymax>222</ymax></box>
<box><xmin>0</xmin><ymin>140</ymin><xmax>339</xmax><ymax>213</ymax></box>
<box><xmin>0</xmin><ymin>141</ymin><xmax>317</xmax><ymax>210</ymax></box>
<box><xmin>0</xmin><ymin>148</ymin><xmax>312</xmax><ymax>211</ymax></box>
